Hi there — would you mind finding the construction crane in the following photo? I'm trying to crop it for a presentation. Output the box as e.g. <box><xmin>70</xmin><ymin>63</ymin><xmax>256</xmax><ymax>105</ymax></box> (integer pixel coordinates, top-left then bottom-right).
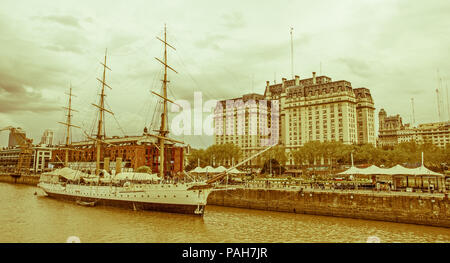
<box><xmin>0</xmin><ymin>126</ymin><xmax>34</xmax><ymax>175</ymax></box>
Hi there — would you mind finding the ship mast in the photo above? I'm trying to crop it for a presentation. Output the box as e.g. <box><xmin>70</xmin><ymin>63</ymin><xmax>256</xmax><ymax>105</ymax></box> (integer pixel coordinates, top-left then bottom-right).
<box><xmin>58</xmin><ymin>84</ymin><xmax>79</xmax><ymax>167</ymax></box>
<box><xmin>93</xmin><ymin>49</ymin><xmax>113</xmax><ymax>175</ymax></box>
<box><xmin>155</xmin><ymin>25</ymin><xmax>177</xmax><ymax>178</ymax></box>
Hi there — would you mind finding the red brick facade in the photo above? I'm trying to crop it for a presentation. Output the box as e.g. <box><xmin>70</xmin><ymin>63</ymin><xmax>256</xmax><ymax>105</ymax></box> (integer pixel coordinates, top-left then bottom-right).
<box><xmin>51</xmin><ymin>137</ymin><xmax>184</xmax><ymax>174</ymax></box>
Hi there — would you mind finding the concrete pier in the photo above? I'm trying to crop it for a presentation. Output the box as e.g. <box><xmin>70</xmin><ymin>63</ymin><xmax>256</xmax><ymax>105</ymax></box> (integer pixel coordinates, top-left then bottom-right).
<box><xmin>208</xmin><ymin>188</ymin><xmax>450</xmax><ymax>228</ymax></box>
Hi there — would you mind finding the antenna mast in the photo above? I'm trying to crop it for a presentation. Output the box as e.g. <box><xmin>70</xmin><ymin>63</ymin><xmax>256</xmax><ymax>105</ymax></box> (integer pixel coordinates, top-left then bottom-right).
<box><xmin>155</xmin><ymin>25</ymin><xmax>177</xmax><ymax>178</ymax></box>
<box><xmin>93</xmin><ymin>49</ymin><xmax>113</xmax><ymax>175</ymax></box>
<box><xmin>290</xmin><ymin>27</ymin><xmax>294</xmax><ymax>79</ymax></box>
<box><xmin>436</xmin><ymin>70</ymin><xmax>443</xmax><ymax>122</ymax></box>
<box><xmin>58</xmin><ymin>84</ymin><xmax>79</xmax><ymax>167</ymax></box>
<box><xmin>411</xmin><ymin>98</ymin><xmax>415</xmax><ymax>126</ymax></box>
<box><xmin>446</xmin><ymin>78</ymin><xmax>449</xmax><ymax>121</ymax></box>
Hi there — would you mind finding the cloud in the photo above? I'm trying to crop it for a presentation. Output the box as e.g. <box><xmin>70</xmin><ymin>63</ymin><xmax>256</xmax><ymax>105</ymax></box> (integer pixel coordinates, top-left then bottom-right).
<box><xmin>0</xmin><ymin>75</ymin><xmax>60</xmax><ymax>113</ymax></box>
<box><xmin>44</xmin><ymin>44</ymin><xmax>84</xmax><ymax>54</ymax></box>
<box><xmin>221</xmin><ymin>11</ymin><xmax>245</xmax><ymax>30</ymax></box>
<box><xmin>335</xmin><ymin>57</ymin><xmax>371</xmax><ymax>78</ymax></box>
<box><xmin>0</xmin><ymin>0</ymin><xmax>449</xmax><ymax>149</ymax></box>
<box><xmin>194</xmin><ymin>34</ymin><xmax>229</xmax><ymax>50</ymax></box>
<box><xmin>37</xmin><ymin>15</ymin><xmax>82</xmax><ymax>29</ymax></box>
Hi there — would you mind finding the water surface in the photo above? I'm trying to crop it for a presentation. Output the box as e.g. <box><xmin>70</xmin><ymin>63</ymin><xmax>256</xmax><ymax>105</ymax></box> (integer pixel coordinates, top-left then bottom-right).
<box><xmin>1</xmin><ymin>183</ymin><xmax>449</xmax><ymax>243</ymax></box>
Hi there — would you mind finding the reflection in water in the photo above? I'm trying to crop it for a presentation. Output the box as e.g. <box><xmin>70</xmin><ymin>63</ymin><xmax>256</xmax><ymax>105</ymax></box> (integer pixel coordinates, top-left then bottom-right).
<box><xmin>0</xmin><ymin>183</ymin><xmax>449</xmax><ymax>243</ymax></box>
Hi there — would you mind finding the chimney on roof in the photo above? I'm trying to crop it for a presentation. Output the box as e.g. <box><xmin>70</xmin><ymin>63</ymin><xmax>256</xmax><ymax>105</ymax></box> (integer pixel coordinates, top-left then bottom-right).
<box><xmin>312</xmin><ymin>72</ymin><xmax>316</xmax><ymax>84</ymax></box>
<box><xmin>266</xmin><ymin>81</ymin><xmax>270</xmax><ymax>88</ymax></box>
<box><xmin>282</xmin><ymin>77</ymin><xmax>287</xmax><ymax>88</ymax></box>
<box><xmin>295</xmin><ymin>75</ymin><xmax>300</xmax><ymax>86</ymax></box>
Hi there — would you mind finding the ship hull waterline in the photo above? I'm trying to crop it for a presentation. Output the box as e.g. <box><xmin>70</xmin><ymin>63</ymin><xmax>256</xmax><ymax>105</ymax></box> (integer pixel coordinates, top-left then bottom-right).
<box><xmin>42</xmin><ymin>190</ymin><xmax>207</xmax><ymax>215</ymax></box>
<box><xmin>38</xmin><ymin>180</ymin><xmax>213</xmax><ymax>216</ymax></box>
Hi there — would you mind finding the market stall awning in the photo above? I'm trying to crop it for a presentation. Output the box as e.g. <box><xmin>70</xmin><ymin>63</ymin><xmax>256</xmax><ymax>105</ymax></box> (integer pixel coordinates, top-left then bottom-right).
<box><xmin>203</xmin><ymin>166</ymin><xmax>214</xmax><ymax>173</ymax></box>
<box><xmin>213</xmin><ymin>166</ymin><xmax>227</xmax><ymax>173</ymax></box>
<box><xmin>338</xmin><ymin>164</ymin><xmax>444</xmax><ymax>177</ymax></box>
<box><xmin>410</xmin><ymin>165</ymin><xmax>444</xmax><ymax>177</ymax></box>
<box><xmin>190</xmin><ymin>166</ymin><xmax>205</xmax><ymax>173</ymax></box>
<box><xmin>337</xmin><ymin>166</ymin><xmax>366</xmax><ymax>175</ymax></box>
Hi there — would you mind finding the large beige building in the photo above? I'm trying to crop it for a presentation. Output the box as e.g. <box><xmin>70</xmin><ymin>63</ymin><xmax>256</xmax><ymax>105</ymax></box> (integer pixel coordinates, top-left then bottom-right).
<box><xmin>378</xmin><ymin>109</ymin><xmax>450</xmax><ymax>148</ymax></box>
<box><xmin>264</xmin><ymin>73</ymin><xmax>375</xmax><ymax>150</ymax></box>
<box><xmin>214</xmin><ymin>93</ymin><xmax>276</xmax><ymax>165</ymax></box>
<box><xmin>214</xmin><ymin>73</ymin><xmax>376</xmax><ymax>166</ymax></box>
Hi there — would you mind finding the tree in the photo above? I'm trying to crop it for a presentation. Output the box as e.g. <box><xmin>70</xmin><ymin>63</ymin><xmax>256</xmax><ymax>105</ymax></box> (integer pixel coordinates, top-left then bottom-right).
<box><xmin>260</xmin><ymin>145</ymin><xmax>287</xmax><ymax>167</ymax></box>
<box><xmin>185</xmin><ymin>148</ymin><xmax>208</xmax><ymax>171</ymax></box>
<box><xmin>301</xmin><ymin>141</ymin><xmax>322</xmax><ymax>166</ymax></box>
<box><xmin>205</xmin><ymin>143</ymin><xmax>242</xmax><ymax>167</ymax></box>
<box><xmin>291</xmin><ymin>147</ymin><xmax>307</xmax><ymax>167</ymax></box>
<box><xmin>261</xmin><ymin>158</ymin><xmax>286</xmax><ymax>175</ymax></box>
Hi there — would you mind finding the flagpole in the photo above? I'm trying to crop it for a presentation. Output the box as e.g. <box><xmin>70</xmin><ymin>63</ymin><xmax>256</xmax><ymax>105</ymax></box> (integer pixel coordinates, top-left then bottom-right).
<box><xmin>351</xmin><ymin>152</ymin><xmax>354</xmax><ymax>167</ymax></box>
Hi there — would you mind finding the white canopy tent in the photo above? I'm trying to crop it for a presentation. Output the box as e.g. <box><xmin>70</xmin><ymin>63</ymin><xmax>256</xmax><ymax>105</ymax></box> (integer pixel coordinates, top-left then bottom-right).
<box><xmin>190</xmin><ymin>166</ymin><xmax>205</xmax><ymax>173</ymax></box>
<box><xmin>339</xmin><ymin>164</ymin><xmax>444</xmax><ymax>177</ymax></box>
<box><xmin>189</xmin><ymin>166</ymin><xmax>245</xmax><ymax>175</ymax></box>
<box><xmin>203</xmin><ymin>166</ymin><xmax>214</xmax><ymax>173</ymax></box>
<box><xmin>188</xmin><ymin>165</ymin><xmax>217</xmax><ymax>174</ymax></box>
<box><xmin>384</xmin><ymin>164</ymin><xmax>414</xmax><ymax>175</ymax></box>
<box><xmin>338</xmin><ymin>166</ymin><xmax>368</xmax><ymax>175</ymax></box>
<box><xmin>337</xmin><ymin>152</ymin><xmax>445</xmax><ymax>191</ymax></box>
<box><xmin>213</xmin><ymin>166</ymin><xmax>227</xmax><ymax>173</ymax></box>
<box><xmin>361</xmin><ymin>165</ymin><xmax>387</xmax><ymax>175</ymax></box>
<box><xmin>338</xmin><ymin>164</ymin><xmax>445</xmax><ymax>191</ymax></box>
<box><xmin>410</xmin><ymin>165</ymin><xmax>445</xmax><ymax>177</ymax></box>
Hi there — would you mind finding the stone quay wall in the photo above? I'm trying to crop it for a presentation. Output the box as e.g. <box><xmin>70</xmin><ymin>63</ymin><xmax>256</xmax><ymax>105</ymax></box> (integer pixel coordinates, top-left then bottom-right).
<box><xmin>0</xmin><ymin>174</ymin><xmax>40</xmax><ymax>186</ymax></box>
<box><xmin>207</xmin><ymin>188</ymin><xmax>450</xmax><ymax>228</ymax></box>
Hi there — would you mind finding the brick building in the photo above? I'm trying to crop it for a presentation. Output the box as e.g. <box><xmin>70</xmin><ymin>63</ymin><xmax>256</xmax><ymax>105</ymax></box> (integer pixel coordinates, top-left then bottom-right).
<box><xmin>51</xmin><ymin>135</ymin><xmax>185</xmax><ymax>174</ymax></box>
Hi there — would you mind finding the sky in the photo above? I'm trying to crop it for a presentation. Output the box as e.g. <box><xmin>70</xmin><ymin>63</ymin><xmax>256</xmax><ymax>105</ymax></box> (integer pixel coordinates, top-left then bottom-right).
<box><xmin>1</xmin><ymin>0</ymin><xmax>449</xmax><ymax>149</ymax></box>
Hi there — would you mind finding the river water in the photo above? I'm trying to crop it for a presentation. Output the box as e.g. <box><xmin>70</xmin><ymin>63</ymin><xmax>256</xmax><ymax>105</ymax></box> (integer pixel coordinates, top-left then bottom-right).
<box><xmin>1</xmin><ymin>183</ymin><xmax>449</xmax><ymax>243</ymax></box>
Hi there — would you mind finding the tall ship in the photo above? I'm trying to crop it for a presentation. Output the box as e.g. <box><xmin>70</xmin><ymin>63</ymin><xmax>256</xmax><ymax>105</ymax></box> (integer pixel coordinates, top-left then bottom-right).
<box><xmin>37</xmin><ymin>26</ymin><xmax>275</xmax><ymax>215</ymax></box>
<box><xmin>38</xmin><ymin>26</ymin><xmax>215</xmax><ymax>215</ymax></box>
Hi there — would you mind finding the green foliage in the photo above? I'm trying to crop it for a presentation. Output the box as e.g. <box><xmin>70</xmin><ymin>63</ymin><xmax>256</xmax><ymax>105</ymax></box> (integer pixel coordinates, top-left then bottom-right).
<box><xmin>260</xmin><ymin>145</ymin><xmax>287</xmax><ymax>166</ymax></box>
<box><xmin>290</xmin><ymin>141</ymin><xmax>449</xmax><ymax>169</ymax></box>
<box><xmin>205</xmin><ymin>143</ymin><xmax>242</xmax><ymax>165</ymax></box>
<box><xmin>187</xmin><ymin>141</ymin><xmax>449</xmax><ymax>171</ymax></box>
<box><xmin>186</xmin><ymin>143</ymin><xmax>242</xmax><ymax>170</ymax></box>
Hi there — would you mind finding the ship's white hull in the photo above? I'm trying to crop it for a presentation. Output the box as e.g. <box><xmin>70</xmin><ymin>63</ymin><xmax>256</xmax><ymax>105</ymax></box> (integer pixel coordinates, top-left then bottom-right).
<box><xmin>38</xmin><ymin>182</ymin><xmax>213</xmax><ymax>215</ymax></box>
